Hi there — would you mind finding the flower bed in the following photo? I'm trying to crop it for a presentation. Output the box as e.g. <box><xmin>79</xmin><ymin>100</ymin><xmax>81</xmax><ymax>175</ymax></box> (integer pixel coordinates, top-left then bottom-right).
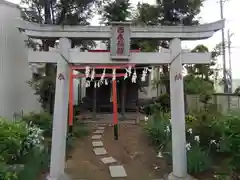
<box><xmin>144</xmin><ymin>110</ymin><xmax>240</xmax><ymax>179</ymax></box>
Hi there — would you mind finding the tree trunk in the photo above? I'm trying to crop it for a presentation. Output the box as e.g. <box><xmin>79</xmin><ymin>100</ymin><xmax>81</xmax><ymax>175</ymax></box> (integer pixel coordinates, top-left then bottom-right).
<box><xmin>43</xmin><ymin>1</ymin><xmax>55</xmax><ymax>114</ymax></box>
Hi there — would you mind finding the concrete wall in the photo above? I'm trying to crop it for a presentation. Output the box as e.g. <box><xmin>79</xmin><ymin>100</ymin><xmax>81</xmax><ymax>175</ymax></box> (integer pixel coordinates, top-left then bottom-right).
<box><xmin>138</xmin><ymin>77</ymin><xmax>161</xmax><ymax>99</ymax></box>
<box><xmin>186</xmin><ymin>94</ymin><xmax>240</xmax><ymax>114</ymax></box>
<box><xmin>138</xmin><ymin>67</ymin><xmax>165</xmax><ymax>99</ymax></box>
<box><xmin>0</xmin><ymin>1</ymin><xmax>41</xmax><ymax>119</ymax></box>
<box><xmin>214</xmin><ymin>79</ymin><xmax>240</xmax><ymax>93</ymax></box>
<box><xmin>73</xmin><ymin>71</ymin><xmax>86</xmax><ymax>105</ymax></box>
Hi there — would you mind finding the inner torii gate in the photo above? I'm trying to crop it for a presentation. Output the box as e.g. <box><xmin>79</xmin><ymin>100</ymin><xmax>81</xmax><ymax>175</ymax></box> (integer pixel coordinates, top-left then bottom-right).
<box><xmin>17</xmin><ymin>20</ymin><xmax>224</xmax><ymax>180</ymax></box>
<box><xmin>69</xmin><ymin>63</ymin><xmax>138</xmax><ymax>140</ymax></box>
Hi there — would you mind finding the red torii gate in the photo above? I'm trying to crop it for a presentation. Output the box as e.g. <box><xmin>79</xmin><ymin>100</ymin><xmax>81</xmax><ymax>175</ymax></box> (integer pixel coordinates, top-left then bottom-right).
<box><xmin>68</xmin><ymin>49</ymin><xmax>140</xmax><ymax>140</ymax></box>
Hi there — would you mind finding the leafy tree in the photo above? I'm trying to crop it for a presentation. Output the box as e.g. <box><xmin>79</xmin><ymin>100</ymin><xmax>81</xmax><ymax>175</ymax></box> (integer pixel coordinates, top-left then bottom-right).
<box><xmin>184</xmin><ymin>75</ymin><xmax>214</xmax><ymax>95</ymax></box>
<box><xmin>99</xmin><ymin>0</ymin><xmax>131</xmax><ymax>24</ymax></box>
<box><xmin>99</xmin><ymin>0</ymin><xmax>222</xmax><ymax>113</ymax></box>
<box><xmin>99</xmin><ymin>1</ymin><xmax>160</xmax><ymax>51</ymax></box>
<box><xmin>183</xmin><ymin>44</ymin><xmax>222</xmax><ymax>111</ymax></box>
<box><xmin>185</xmin><ymin>45</ymin><xmax>215</xmax><ymax>81</ymax></box>
<box><xmin>151</xmin><ymin>44</ymin><xmax>219</xmax><ymax>95</ymax></box>
<box><xmin>100</xmin><ymin>0</ymin><xmax>212</xmax><ymax>97</ymax></box>
<box><xmin>159</xmin><ymin>0</ymin><xmax>203</xmax><ymax>25</ymax></box>
<box><xmin>21</xmin><ymin>0</ymin><xmax>98</xmax><ymax>113</ymax></box>
<box><xmin>131</xmin><ymin>3</ymin><xmax>162</xmax><ymax>52</ymax></box>
<box><xmin>184</xmin><ymin>44</ymin><xmax>221</xmax><ymax>94</ymax></box>
<box><xmin>234</xmin><ymin>87</ymin><xmax>240</xmax><ymax>95</ymax></box>
<box><xmin>133</xmin><ymin>0</ymin><xmax>205</xmax><ymax>93</ymax></box>
<box><xmin>98</xmin><ymin>0</ymin><xmax>132</xmax><ymax>50</ymax></box>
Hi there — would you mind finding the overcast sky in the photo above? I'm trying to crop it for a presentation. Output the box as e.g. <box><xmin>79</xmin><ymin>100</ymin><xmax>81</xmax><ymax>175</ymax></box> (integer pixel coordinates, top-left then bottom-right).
<box><xmin>7</xmin><ymin>0</ymin><xmax>240</xmax><ymax>78</ymax></box>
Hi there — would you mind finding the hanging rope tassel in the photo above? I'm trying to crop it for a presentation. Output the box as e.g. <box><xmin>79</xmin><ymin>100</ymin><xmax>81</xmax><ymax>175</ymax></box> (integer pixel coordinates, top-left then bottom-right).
<box><xmin>131</xmin><ymin>69</ymin><xmax>137</xmax><ymax>83</ymax></box>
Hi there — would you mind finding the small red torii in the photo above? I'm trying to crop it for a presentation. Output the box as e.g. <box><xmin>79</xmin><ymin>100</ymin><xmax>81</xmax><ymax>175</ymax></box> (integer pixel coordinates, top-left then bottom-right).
<box><xmin>68</xmin><ymin>49</ymin><xmax>140</xmax><ymax>140</ymax></box>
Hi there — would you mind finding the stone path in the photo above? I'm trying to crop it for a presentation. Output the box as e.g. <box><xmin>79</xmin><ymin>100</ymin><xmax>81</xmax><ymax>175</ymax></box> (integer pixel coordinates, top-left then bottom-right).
<box><xmin>91</xmin><ymin>124</ymin><xmax>127</xmax><ymax>178</ymax></box>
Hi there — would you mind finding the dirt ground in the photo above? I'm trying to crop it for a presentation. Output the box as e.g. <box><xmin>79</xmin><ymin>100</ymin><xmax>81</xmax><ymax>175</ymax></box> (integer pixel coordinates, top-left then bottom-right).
<box><xmin>65</xmin><ymin>124</ymin><xmax>168</xmax><ymax>180</ymax></box>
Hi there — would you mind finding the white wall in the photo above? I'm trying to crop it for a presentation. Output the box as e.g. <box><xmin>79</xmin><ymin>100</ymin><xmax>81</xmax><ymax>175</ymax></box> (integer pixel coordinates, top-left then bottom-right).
<box><xmin>0</xmin><ymin>1</ymin><xmax>41</xmax><ymax>119</ymax></box>
<box><xmin>138</xmin><ymin>67</ymin><xmax>163</xmax><ymax>99</ymax></box>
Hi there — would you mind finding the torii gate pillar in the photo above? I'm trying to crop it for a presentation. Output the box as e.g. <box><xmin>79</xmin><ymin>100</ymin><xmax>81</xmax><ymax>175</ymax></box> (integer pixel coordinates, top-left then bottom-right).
<box><xmin>168</xmin><ymin>38</ymin><xmax>190</xmax><ymax>180</ymax></box>
<box><xmin>49</xmin><ymin>38</ymin><xmax>70</xmax><ymax>180</ymax></box>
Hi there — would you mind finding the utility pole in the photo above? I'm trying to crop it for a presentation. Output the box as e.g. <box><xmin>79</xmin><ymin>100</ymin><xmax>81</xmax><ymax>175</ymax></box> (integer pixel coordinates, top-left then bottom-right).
<box><xmin>220</xmin><ymin>0</ymin><xmax>228</xmax><ymax>92</ymax></box>
<box><xmin>227</xmin><ymin>30</ymin><xmax>234</xmax><ymax>93</ymax></box>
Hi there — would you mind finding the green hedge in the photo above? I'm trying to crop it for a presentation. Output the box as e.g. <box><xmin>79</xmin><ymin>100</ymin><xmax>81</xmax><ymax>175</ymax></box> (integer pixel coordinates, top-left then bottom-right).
<box><xmin>0</xmin><ymin>111</ymin><xmax>90</xmax><ymax>180</ymax></box>
<box><xmin>0</xmin><ymin>116</ymin><xmax>48</xmax><ymax>180</ymax></box>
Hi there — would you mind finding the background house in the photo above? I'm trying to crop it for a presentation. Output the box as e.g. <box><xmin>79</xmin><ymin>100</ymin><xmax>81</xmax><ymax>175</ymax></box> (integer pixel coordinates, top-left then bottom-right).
<box><xmin>0</xmin><ymin>1</ymin><xmax>41</xmax><ymax>119</ymax></box>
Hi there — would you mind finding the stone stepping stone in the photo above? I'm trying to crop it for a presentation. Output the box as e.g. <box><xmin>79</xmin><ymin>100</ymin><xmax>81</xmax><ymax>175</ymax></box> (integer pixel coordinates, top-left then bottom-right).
<box><xmin>93</xmin><ymin>147</ymin><xmax>107</xmax><ymax>155</ymax></box>
<box><xmin>92</xmin><ymin>141</ymin><xmax>103</xmax><ymax>147</ymax></box>
<box><xmin>157</xmin><ymin>152</ymin><xmax>163</xmax><ymax>158</ymax></box>
<box><xmin>96</xmin><ymin>127</ymin><xmax>105</xmax><ymax>130</ymax></box>
<box><xmin>91</xmin><ymin>135</ymin><xmax>102</xmax><ymax>140</ymax></box>
<box><xmin>109</xmin><ymin>165</ymin><xmax>127</xmax><ymax>178</ymax></box>
<box><xmin>94</xmin><ymin>130</ymin><xmax>104</xmax><ymax>134</ymax></box>
<box><xmin>100</xmin><ymin>157</ymin><xmax>117</xmax><ymax>164</ymax></box>
<box><xmin>99</xmin><ymin>124</ymin><xmax>107</xmax><ymax>126</ymax></box>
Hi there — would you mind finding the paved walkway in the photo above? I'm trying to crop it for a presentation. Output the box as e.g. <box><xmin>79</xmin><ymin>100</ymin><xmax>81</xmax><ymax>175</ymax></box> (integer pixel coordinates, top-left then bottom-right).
<box><xmin>91</xmin><ymin>124</ymin><xmax>127</xmax><ymax>178</ymax></box>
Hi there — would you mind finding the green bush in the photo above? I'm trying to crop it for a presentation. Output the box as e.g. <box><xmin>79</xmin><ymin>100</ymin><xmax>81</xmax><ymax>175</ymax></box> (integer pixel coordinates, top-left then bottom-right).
<box><xmin>21</xmin><ymin>112</ymin><xmax>52</xmax><ymax>138</ymax></box>
<box><xmin>187</xmin><ymin>110</ymin><xmax>240</xmax><ymax>174</ymax></box>
<box><xmin>155</xmin><ymin>93</ymin><xmax>170</xmax><ymax>112</ymax></box>
<box><xmin>0</xmin><ymin>162</ymin><xmax>18</xmax><ymax>180</ymax></box>
<box><xmin>142</xmin><ymin>93</ymin><xmax>170</xmax><ymax>115</ymax></box>
<box><xmin>0</xmin><ymin>118</ymin><xmax>28</xmax><ymax>180</ymax></box>
<box><xmin>0</xmin><ymin>118</ymin><xmax>28</xmax><ymax>163</ymax></box>
<box><xmin>144</xmin><ymin>112</ymin><xmax>171</xmax><ymax>150</ymax></box>
<box><xmin>186</xmin><ymin>111</ymin><xmax>222</xmax><ymax>149</ymax></box>
<box><xmin>142</xmin><ymin>103</ymin><xmax>161</xmax><ymax>115</ymax></box>
<box><xmin>18</xmin><ymin>147</ymin><xmax>49</xmax><ymax>180</ymax></box>
<box><xmin>0</xmin><ymin>116</ymin><xmax>47</xmax><ymax>180</ymax></box>
<box><xmin>0</xmin><ymin>112</ymin><xmax>89</xmax><ymax>180</ymax></box>
<box><xmin>214</xmin><ymin>111</ymin><xmax>240</xmax><ymax>171</ymax></box>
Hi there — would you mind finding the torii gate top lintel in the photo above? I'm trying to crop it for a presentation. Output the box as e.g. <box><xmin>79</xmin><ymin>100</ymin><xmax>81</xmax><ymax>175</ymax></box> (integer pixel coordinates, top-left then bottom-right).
<box><xmin>22</xmin><ymin>20</ymin><xmax>225</xmax><ymax>64</ymax></box>
<box><xmin>17</xmin><ymin>19</ymin><xmax>225</xmax><ymax>40</ymax></box>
